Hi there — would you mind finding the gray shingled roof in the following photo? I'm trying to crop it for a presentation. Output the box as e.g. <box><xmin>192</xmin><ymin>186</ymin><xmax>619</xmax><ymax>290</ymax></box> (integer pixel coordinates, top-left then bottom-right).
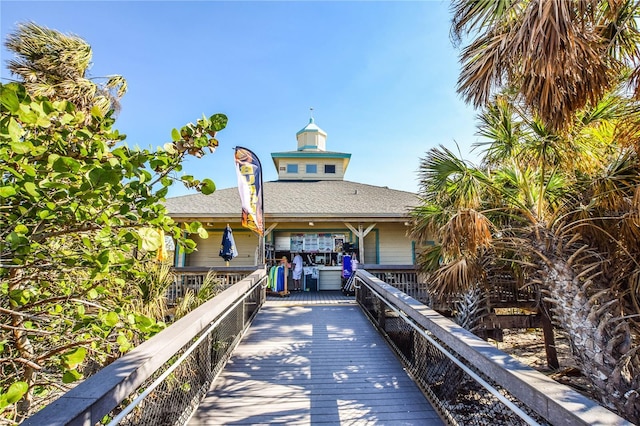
<box><xmin>165</xmin><ymin>180</ymin><xmax>418</xmax><ymax>220</ymax></box>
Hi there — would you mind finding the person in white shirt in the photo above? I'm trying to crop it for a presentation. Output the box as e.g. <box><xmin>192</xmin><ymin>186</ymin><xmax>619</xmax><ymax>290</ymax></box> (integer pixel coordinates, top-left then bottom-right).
<box><xmin>292</xmin><ymin>252</ymin><xmax>303</xmax><ymax>291</ymax></box>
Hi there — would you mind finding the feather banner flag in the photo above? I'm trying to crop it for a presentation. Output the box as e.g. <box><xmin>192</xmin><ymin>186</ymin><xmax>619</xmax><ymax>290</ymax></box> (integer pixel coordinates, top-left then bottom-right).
<box><xmin>234</xmin><ymin>146</ymin><xmax>264</xmax><ymax>236</ymax></box>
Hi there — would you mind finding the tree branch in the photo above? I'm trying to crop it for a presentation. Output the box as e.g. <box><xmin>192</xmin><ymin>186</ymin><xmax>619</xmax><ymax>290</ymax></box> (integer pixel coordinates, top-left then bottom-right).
<box><xmin>0</xmin><ymin>357</ymin><xmax>42</xmax><ymax>370</ymax></box>
<box><xmin>37</xmin><ymin>339</ymin><xmax>97</xmax><ymax>362</ymax></box>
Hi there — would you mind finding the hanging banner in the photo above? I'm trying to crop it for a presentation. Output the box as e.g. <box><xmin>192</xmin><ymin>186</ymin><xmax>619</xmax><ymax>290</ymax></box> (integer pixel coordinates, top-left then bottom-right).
<box><xmin>234</xmin><ymin>146</ymin><xmax>264</xmax><ymax>235</ymax></box>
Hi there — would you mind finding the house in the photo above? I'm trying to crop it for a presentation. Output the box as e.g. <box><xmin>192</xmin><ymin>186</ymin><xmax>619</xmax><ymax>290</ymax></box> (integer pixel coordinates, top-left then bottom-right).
<box><xmin>165</xmin><ymin>117</ymin><xmax>420</xmax><ymax>290</ymax></box>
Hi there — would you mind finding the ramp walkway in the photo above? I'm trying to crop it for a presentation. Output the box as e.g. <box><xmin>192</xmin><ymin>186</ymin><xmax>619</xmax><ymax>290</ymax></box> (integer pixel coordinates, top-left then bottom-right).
<box><xmin>189</xmin><ymin>292</ymin><xmax>443</xmax><ymax>425</ymax></box>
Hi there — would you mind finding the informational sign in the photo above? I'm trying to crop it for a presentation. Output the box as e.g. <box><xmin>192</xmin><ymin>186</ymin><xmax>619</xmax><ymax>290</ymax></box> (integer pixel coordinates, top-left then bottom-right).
<box><xmin>318</xmin><ymin>234</ymin><xmax>333</xmax><ymax>252</ymax></box>
<box><xmin>290</xmin><ymin>234</ymin><xmax>304</xmax><ymax>252</ymax></box>
<box><xmin>280</xmin><ymin>233</ymin><xmax>348</xmax><ymax>253</ymax></box>
<box><xmin>304</xmin><ymin>233</ymin><xmax>319</xmax><ymax>252</ymax></box>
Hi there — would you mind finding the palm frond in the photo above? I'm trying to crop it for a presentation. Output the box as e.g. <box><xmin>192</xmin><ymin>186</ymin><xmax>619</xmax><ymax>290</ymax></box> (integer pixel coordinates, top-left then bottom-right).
<box><xmin>454</xmin><ymin>0</ymin><xmax>635</xmax><ymax>131</ymax></box>
<box><xmin>409</xmin><ymin>203</ymin><xmax>448</xmax><ymax>242</ymax></box>
<box><xmin>450</xmin><ymin>0</ymin><xmax>519</xmax><ymax>44</ymax></box>
<box><xmin>4</xmin><ymin>21</ymin><xmax>127</xmax><ymax>118</ymax></box>
<box><xmin>428</xmin><ymin>254</ymin><xmax>484</xmax><ymax>297</ymax></box>
<box><xmin>418</xmin><ymin>145</ymin><xmax>490</xmax><ymax>209</ymax></box>
<box><xmin>474</xmin><ymin>95</ymin><xmax>524</xmax><ymax>166</ymax></box>
<box><xmin>440</xmin><ymin>208</ymin><xmax>493</xmax><ymax>259</ymax></box>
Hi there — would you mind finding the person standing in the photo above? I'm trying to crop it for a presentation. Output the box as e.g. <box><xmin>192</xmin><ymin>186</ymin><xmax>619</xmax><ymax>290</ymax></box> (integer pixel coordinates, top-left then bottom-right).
<box><xmin>292</xmin><ymin>252</ymin><xmax>303</xmax><ymax>291</ymax></box>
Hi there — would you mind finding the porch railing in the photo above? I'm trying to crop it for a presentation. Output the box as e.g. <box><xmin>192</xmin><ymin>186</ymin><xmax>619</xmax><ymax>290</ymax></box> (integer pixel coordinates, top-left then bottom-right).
<box><xmin>23</xmin><ymin>268</ymin><xmax>268</xmax><ymax>426</ymax></box>
<box><xmin>361</xmin><ymin>264</ymin><xmax>430</xmax><ymax>303</ymax></box>
<box><xmin>361</xmin><ymin>265</ymin><xmax>538</xmax><ymax>310</ymax></box>
<box><xmin>167</xmin><ymin>266</ymin><xmax>258</xmax><ymax>304</ymax></box>
<box><xmin>354</xmin><ymin>269</ymin><xmax>629</xmax><ymax>426</ymax></box>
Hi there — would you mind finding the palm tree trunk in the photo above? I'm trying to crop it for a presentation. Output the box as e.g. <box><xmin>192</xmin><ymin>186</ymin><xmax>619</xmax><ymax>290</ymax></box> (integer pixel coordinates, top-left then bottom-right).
<box><xmin>538</xmin><ymin>253</ymin><xmax>639</xmax><ymax>423</ymax></box>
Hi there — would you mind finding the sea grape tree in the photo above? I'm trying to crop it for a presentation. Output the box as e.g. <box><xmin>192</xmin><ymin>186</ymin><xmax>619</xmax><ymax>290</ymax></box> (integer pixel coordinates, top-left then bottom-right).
<box><xmin>0</xmin><ymin>81</ymin><xmax>226</xmax><ymax>421</ymax></box>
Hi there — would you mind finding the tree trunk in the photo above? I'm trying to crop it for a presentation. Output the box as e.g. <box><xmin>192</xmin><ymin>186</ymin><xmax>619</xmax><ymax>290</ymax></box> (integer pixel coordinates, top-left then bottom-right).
<box><xmin>8</xmin><ymin>268</ymin><xmax>36</xmax><ymax>421</ymax></box>
<box><xmin>542</xmin><ymin>259</ymin><xmax>639</xmax><ymax>423</ymax></box>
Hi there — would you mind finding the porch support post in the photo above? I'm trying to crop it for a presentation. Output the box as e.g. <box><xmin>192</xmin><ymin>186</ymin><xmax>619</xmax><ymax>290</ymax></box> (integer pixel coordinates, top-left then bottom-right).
<box><xmin>344</xmin><ymin>222</ymin><xmax>376</xmax><ymax>263</ymax></box>
<box><xmin>258</xmin><ymin>223</ymin><xmax>278</xmax><ymax>266</ymax></box>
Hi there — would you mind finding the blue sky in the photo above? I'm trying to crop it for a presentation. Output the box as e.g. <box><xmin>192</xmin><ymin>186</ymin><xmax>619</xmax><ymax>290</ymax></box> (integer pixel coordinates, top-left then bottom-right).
<box><xmin>1</xmin><ymin>1</ymin><xmax>481</xmax><ymax>198</ymax></box>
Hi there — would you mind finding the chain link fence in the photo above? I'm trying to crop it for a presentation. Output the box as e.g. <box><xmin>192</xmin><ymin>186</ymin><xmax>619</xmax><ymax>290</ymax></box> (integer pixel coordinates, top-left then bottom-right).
<box><xmin>24</xmin><ymin>269</ymin><xmax>268</xmax><ymax>426</ymax></box>
<box><xmin>106</xmin><ymin>280</ymin><xmax>264</xmax><ymax>425</ymax></box>
<box><xmin>356</xmin><ymin>273</ymin><xmax>550</xmax><ymax>426</ymax></box>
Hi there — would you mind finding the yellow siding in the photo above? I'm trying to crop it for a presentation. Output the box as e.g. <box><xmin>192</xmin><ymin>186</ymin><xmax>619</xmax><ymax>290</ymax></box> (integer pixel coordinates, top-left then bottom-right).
<box><xmin>376</xmin><ymin>223</ymin><xmax>414</xmax><ymax>264</ymax></box>
<box><xmin>363</xmin><ymin>233</ymin><xmax>377</xmax><ymax>264</ymax></box>
<box><xmin>181</xmin><ymin>222</ymin><xmax>416</xmax><ymax>267</ymax></box>
<box><xmin>186</xmin><ymin>230</ymin><xmax>258</xmax><ymax>267</ymax></box>
<box><xmin>278</xmin><ymin>158</ymin><xmax>345</xmax><ymax>181</ymax></box>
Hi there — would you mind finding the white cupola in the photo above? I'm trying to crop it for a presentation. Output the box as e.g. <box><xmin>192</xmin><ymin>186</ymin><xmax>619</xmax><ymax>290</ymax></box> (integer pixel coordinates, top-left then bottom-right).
<box><xmin>296</xmin><ymin>117</ymin><xmax>327</xmax><ymax>151</ymax></box>
<box><xmin>271</xmin><ymin>114</ymin><xmax>351</xmax><ymax>181</ymax></box>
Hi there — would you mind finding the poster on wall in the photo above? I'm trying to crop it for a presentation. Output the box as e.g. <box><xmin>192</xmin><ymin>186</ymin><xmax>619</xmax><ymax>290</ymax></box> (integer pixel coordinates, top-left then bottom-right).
<box><xmin>318</xmin><ymin>234</ymin><xmax>333</xmax><ymax>252</ymax></box>
<box><xmin>334</xmin><ymin>235</ymin><xmax>345</xmax><ymax>252</ymax></box>
<box><xmin>304</xmin><ymin>233</ymin><xmax>319</xmax><ymax>252</ymax></box>
<box><xmin>290</xmin><ymin>234</ymin><xmax>304</xmax><ymax>252</ymax></box>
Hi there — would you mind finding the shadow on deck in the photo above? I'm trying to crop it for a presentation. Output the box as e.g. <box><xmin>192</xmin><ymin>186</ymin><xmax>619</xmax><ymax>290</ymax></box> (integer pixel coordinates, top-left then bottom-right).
<box><xmin>189</xmin><ymin>292</ymin><xmax>443</xmax><ymax>425</ymax></box>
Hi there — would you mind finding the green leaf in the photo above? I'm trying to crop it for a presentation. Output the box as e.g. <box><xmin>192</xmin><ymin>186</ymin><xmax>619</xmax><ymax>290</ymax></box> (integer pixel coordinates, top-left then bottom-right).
<box><xmin>103</xmin><ymin>311</ymin><xmax>119</xmax><ymax>327</ymax></box>
<box><xmin>198</xmin><ymin>227</ymin><xmax>208</xmax><ymax>239</ymax></box>
<box><xmin>0</xmin><ymin>186</ymin><xmax>16</xmax><ymax>197</ymax></box>
<box><xmin>62</xmin><ymin>347</ymin><xmax>86</xmax><ymax>369</ymax></box>
<box><xmin>90</xmin><ymin>105</ymin><xmax>103</xmax><ymax>118</ymax></box>
<box><xmin>14</xmin><ymin>224</ymin><xmax>28</xmax><ymax>235</ymax></box>
<box><xmin>10</xmin><ymin>141</ymin><xmax>32</xmax><ymax>154</ymax></box>
<box><xmin>20</xmin><ymin>163</ymin><xmax>36</xmax><ymax>177</ymax></box>
<box><xmin>138</xmin><ymin>228</ymin><xmax>162</xmax><ymax>251</ymax></box>
<box><xmin>8</xmin><ymin>118</ymin><xmax>22</xmax><ymax>142</ymax></box>
<box><xmin>18</xmin><ymin>104</ymin><xmax>38</xmax><ymax>124</ymax></box>
<box><xmin>6</xmin><ymin>232</ymin><xmax>28</xmax><ymax>251</ymax></box>
<box><xmin>38</xmin><ymin>210</ymin><xmax>55</xmax><ymax>220</ymax></box>
<box><xmin>23</xmin><ymin>182</ymin><xmax>39</xmax><ymax>198</ymax></box>
<box><xmin>96</xmin><ymin>250</ymin><xmax>110</xmax><ymax>266</ymax></box>
<box><xmin>53</xmin><ymin>156</ymin><xmax>81</xmax><ymax>173</ymax></box>
<box><xmin>0</xmin><ymin>86</ymin><xmax>20</xmax><ymax>113</ymax></box>
<box><xmin>117</xmin><ymin>334</ymin><xmax>131</xmax><ymax>352</ymax></box>
<box><xmin>88</xmin><ymin>166</ymin><xmax>121</xmax><ymax>187</ymax></box>
<box><xmin>210</xmin><ymin>113</ymin><xmax>228</xmax><ymax>131</ymax></box>
<box><xmin>164</xmin><ymin>143</ymin><xmax>177</xmax><ymax>155</ymax></box>
<box><xmin>62</xmin><ymin>369</ymin><xmax>82</xmax><ymax>384</ymax></box>
<box><xmin>31</xmin><ymin>145</ymin><xmax>48</xmax><ymax>156</ymax></box>
<box><xmin>4</xmin><ymin>381</ymin><xmax>28</xmax><ymax>404</ymax></box>
<box><xmin>171</xmin><ymin>128</ymin><xmax>180</xmax><ymax>141</ymax></box>
<box><xmin>200</xmin><ymin>178</ymin><xmax>215</xmax><ymax>195</ymax></box>
<box><xmin>135</xmin><ymin>314</ymin><xmax>153</xmax><ymax>329</ymax></box>
<box><xmin>156</xmin><ymin>186</ymin><xmax>168</xmax><ymax>198</ymax></box>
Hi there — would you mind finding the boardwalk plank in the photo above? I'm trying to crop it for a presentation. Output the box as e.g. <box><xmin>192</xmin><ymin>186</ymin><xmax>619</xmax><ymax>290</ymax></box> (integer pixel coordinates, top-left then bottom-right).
<box><xmin>190</xmin><ymin>299</ymin><xmax>443</xmax><ymax>425</ymax></box>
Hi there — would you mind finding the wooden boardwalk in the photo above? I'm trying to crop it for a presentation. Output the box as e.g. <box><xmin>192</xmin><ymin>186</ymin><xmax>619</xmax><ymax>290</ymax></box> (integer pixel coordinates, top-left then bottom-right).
<box><xmin>189</xmin><ymin>293</ymin><xmax>443</xmax><ymax>425</ymax></box>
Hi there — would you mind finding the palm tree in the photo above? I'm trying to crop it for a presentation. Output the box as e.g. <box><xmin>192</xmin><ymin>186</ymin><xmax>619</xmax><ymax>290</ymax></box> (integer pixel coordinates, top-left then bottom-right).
<box><xmin>451</xmin><ymin>0</ymin><xmax>640</xmax><ymax>132</ymax></box>
<box><xmin>4</xmin><ymin>22</ymin><xmax>126</xmax><ymax>118</ymax></box>
<box><xmin>411</xmin><ymin>92</ymin><xmax>640</xmax><ymax>422</ymax></box>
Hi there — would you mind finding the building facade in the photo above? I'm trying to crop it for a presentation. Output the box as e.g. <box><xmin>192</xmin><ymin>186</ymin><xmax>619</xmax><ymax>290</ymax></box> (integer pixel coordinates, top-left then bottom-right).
<box><xmin>165</xmin><ymin>118</ymin><xmax>420</xmax><ymax>290</ymax></box>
